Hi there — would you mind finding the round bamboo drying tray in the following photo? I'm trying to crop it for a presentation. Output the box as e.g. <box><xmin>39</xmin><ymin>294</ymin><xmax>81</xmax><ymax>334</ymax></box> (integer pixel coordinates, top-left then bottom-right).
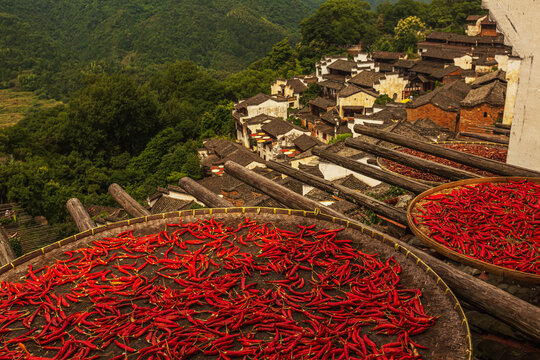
<box><xmin>377</xmin><ymin>140</ymin><xmax>508</xmax><ymax>186</ymax></box>
<box><xmin>407</xmin><ymin>177</ymin><xmax>540</xmax><ymax>284</ymax></box>
<box><xmin>0</xmin><ymin>207</ymin><xmax>472</xmax><ymax>360</ymax></box>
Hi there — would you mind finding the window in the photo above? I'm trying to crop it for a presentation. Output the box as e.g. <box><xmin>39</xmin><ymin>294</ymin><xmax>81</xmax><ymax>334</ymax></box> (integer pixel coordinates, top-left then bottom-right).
<box><xmin>484</xmin><ymin>112</ymin><xmax>488</xmax><ymax>117</ymax></box>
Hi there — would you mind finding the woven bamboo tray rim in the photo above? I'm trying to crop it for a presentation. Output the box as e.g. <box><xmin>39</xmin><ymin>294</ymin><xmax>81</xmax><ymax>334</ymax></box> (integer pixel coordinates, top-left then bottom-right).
<box><xmin>377</xmin><ymin>140</ymin><xmax>508</xmax><ymax>187</ymax></box>
<box><xmin>0</xmin><ymin>207</ymin><xmax>473</xmax><ymax>359</ymax></box>
<box><xmin>407</xmin><ymin>177</ymin><xmax>540</xmax><ymax>284</ymax></box>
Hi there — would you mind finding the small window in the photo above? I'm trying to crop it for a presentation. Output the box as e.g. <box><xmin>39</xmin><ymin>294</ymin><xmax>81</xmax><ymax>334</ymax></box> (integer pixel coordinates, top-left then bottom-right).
<box><xmin>484</xmin><ymin>112</ymin><xmax>488</xmax><ymax>118</ymax></box>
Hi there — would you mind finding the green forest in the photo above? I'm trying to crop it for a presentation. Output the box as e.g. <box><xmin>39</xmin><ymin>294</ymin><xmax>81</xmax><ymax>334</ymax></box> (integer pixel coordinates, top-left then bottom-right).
<box><xmin>0</xmin><ymin>0</ymin><xmax>484</xmax><ymax>242</ymax></box>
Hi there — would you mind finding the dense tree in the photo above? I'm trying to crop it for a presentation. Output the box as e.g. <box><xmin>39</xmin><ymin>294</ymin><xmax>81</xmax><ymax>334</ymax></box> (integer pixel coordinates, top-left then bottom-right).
<box><xmin>393</xmin><ymin>16</ymin><xmax>426</xmax><ymax>52</ymax></box>
<box><xmin>65</xmin><ymin>74</ymin><xmax>159</xmax><ymax>157</ymax></box>
<box><xmin>300</xmin><ymin>0</ymin><xmax>378</xmax><ymax>48</ymax></box>
<box><xmin>300</xmin><ymin>83</ymin><xmax>323</xmax><ymax>107</ymax></box>
<box><xmin>427</xmin><ymin>0</ymin><xmax>486</xmax><ymax>32</ymax></box>
<box><xmin>375</xmin><ymin>0</ymin><xmax>428</xmax><ymax>35</ymax></box>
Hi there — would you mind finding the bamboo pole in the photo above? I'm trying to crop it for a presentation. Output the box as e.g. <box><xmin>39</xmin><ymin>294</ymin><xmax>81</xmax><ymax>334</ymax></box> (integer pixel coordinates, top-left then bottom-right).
<box><xmin>178</xmin><ymin>177</ymin><xmax>233</xmax><ymax>208</ymax></box>
<box><xmin>225</xmin><ymin>163</ymin><xmax>540</xmax><ymax>342</ymax></box>
<box><xmin>224</xmin><ymin>161</ymin><xmax>355</xmax><ymax>222</ymax></box>
<box><xmin>108</xmin><ymin>183</ymin><xmax>151</xmax><ymax>218</ymax></box>
<box><xmin>345</xmin><ymin>138</ymin><xmax>481</xmax><ymax>181</ymax></box>
<box><xmin>353</xmin><ymin>125</ymin><xmax>540</xmax><ymax>177</ymax></box>
<box><xmin>458</xmin><ymin>132</ymin><xmax>510</xmax><ymax>145</ymax></box>
<box><xmin>312</xmin><ymin>147</ymin><xmax>431</xmax><ymax>194</ymax></box>
<box><xmin>266</xmin><ymin>160</ymin><xmax>408</xmax><ymax>225</ymax></box>
<box><xmin>66</xmin><ymin>198</ymin><xmax>97</xmax><ymax>232</ymax></box>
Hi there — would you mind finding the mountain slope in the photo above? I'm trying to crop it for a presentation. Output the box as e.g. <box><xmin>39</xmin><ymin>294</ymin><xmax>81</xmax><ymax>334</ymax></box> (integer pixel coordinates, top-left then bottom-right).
<box><xmin>0</xmin><ymin>0</ymin><xmax>326</xmax><ymax>74</ymax></box>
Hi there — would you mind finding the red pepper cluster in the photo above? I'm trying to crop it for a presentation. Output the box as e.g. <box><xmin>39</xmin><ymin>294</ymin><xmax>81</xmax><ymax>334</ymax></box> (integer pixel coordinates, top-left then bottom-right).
<box><xmin>0</xmin><ymin>218</ymin><xmax>436</xmax><ymax>359</ymax></box>
<box><xmin>382</xmin><ymin>144</ymin><xmax>508</xmax><ymax>183</ymax></box>
<box><xmin>413</xmin><ymin>180</ymin><xmax>540</xmax><ymax>275</ymax></box>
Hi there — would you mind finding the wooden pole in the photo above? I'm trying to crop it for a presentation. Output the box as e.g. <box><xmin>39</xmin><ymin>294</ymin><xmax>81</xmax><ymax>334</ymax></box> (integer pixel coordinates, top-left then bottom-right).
<box><xmin>227</xmin><ymin>164</ymin><xmax>540</xmax><ymax>341</ymax></box>
<box><xmin>353</xmin><ymin>125</ymin><xmax>540</xmax><ymax>177</ymax></box>
<box><xmin>458</xmin><ymin>132</ymin><xmax>509</xmax><ymax>145</ymax></box>
<box><xmin>224</xmin><ymin>161</ymin><xmax>355</xmax><ymax>222</ymax></box>
<box><xmin>266</xmin><ymin>160</ymin><xmax>408</xmax><ymax>225</ymax></box>
<box><xmin>345</xmin><ymin>138</ymin><xmax>481</xmax><ymax>181</ymax></box>
<box><xmin>108</xmin><ymin>183</ymin><xmax>151</xmax><ymax>218</ymax></box>
<box><xmin>492</xmin><ymin>127</ymin><xmax>510</xmax><ymax>136</ymax></box>
<box><xmin>411</xmin><ymin>246</ymin><xmax>540</xmax><ymax>343</ymax></box>
<box><xmin>178</xmin><ymin>177</ymin><xmax>233</xmax><ymax>208</ymax></box>
<box><xmin>66</xmin><ymin>198</ymin><xmax>97</xmax><ymax>232</ymax></box>
<box><xmin>312</xmin><ymin>147</ymin><xmax>431</xmax><ymax>195</ymax></box>
<box><xmin>495</xmin><ymin>123</ymin><xmax>511</xmax><ymax>130</ymax></box>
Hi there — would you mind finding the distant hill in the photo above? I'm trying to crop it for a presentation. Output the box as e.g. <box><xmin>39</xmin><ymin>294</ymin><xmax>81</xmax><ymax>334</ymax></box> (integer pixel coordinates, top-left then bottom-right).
<box><xmin>0</xmin><ymin>0</ymin><xmax>326</xmax><ymax>80</ymax></box>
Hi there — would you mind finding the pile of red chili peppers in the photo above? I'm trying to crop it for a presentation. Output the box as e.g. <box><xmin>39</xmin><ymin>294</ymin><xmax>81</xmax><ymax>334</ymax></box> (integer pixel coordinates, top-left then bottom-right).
<box><xmin>0</xmin><ymin>218</ymin><xmax>436</xmax><ymax>359</ymax></box>
<box><xmin>413</xmin><ymin>180</ymin><xmax>540</xmax><ymax>275</ymax></box>
<box><xmin>382</xmin><ymin>144</ymin><xmax>508</xmax><ymax>183</ymax></box>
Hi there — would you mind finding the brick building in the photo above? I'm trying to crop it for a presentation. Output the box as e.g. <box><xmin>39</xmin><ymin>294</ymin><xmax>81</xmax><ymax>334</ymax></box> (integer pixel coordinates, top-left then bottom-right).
<box><xmin>459</xmin><ymin>78</ymin><xmax>506</xmax><ymax>132</ymax></box>
<box><xmin>406</xmin><ymin>80</ymin><xmax>471</xmax><ymax>131</ymax></box>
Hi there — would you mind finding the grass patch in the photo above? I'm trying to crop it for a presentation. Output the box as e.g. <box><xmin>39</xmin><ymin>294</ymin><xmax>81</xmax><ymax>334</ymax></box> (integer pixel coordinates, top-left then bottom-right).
<box><xmin>0</xmin><ymin>89</ymin><xmax>62</xmax><ymax>127</ymax></box>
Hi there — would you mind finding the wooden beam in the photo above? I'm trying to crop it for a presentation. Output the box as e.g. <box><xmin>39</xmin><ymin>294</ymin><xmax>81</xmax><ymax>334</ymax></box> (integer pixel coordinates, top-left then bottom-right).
<box><xmin>266</xmin><ymin>160</ymin><xmax>408</xmax><ymax>225</ymax></box>
<box><xmin>66</xmin><ymin>198</ymin><xmax>97</xmax><ymax>232</ymax></box>
<box><xmin>225</xmin><ymin>163</ymin><xmax>540</xmax><ymax>341</ymax></box>
<box><xmin>312</xmin><ymin>147</ymin><xmax>431</xmax><ymax>195</ymax></box>
<box><xmin>492</xmin><ymin>127</ymin><xmax>510</xmax><ymax>136</ymax></box>
<box><xmin>108</xmin><ymin>183</ymin><xmax>151</xmax><ymax>218</ymax></box>
<box><xmin>495</xmin><ymin>123</ymin><xmax>511</xmax><ymax>130</ymax></box>
<box><xmin>178</xmin><ymin>177</ymin><xmax>233</xmax><ymax>208</ymax></box>
<box><xmin>353</xmin><ymin>125</ymin><xmax>540</xmax><ymax>177</ymax></box>
<box><xmin>224</xmin><ymin>161</ymin><xmax>354</xmax><ymax>222</ymax></box>
<box><xmin>458</xmin><ymin>132</ymin><xmax>510</xmax><ymax>145</ymax></box>
<box><xmin>411</xmin><ymin>245</ymin><xmax>540</xmax><ymax>343</ymax></box>
<box><xmin>345</xmin><ymin>138</ymin><xmax>481</xmax><ymax>181</ymax></box>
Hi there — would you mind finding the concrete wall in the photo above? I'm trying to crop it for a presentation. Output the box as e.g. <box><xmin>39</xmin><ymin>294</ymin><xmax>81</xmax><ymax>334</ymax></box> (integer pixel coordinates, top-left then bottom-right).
<box><xmin>455</xmin><ymin>55</ymin><xmax>473</xmax><ymax>70</ymax></box>
<box><xmin>484</xmin><ymin>0</ymin><xmax>540</xmax><ymax>171</ymax></box>
<box><xmin>373</xmin><ymin>74</ymin><xmax>408</xmax><ymax>101</ymax></box>
<box><xmin>502</xmin><ymin>56</ymin><xmax>520</xmax><ymax>125</ymax></box>
<box><xmin>246</xmin><ymin>100</ymin><xmax>288</xmax><ymax>119</ymax></box>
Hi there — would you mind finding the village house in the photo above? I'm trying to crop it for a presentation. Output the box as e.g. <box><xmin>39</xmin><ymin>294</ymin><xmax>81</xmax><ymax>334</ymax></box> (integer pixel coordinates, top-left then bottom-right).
<box><xmin>371</xmin><ymin>51</ymin><xmax>407</xmax><ymax>72</ymax></box>
<box><xmin>466</xmin><ymin>15</ymin><xmax>500</xmax><ymax>37</ymax></box>
<box><xmin>146</xmin><ymin>185</ymin><xmax>200</xmax><ymax>214</ymax></box>
<box><xmin>233</xmin><ymin>93</ymin><xmax>288</xmax><ymax>147</ymax></box>
<box><xmin>406</xmin><ymin>80</ymin><xmax>471</xmax><ymax>132</ymax></box>
<box><xmin>200</xmin><ymin>138</ymin><xmax>265</xmax><ymax>175</ymax></box>
<box><xmin>309</xmin><ymin>97</ymin><xmax>336</xmax><ymax>116</ymax></box>
<box><xmin>459</xmin><ymin>71</ymin><xmax>506</xmax><ymax>132</ymax></box>
<box><xmin>257</xmin><ymin>118</ymin><xmax>310</xmax><ymax>161</ymax></box>
<box><xmin>348</xmin><ymin>70</ymin><xmax>409</xmax><ymax>102</ymax></box>
<box><xmin>348</xmin><ymin>105</ymin><xmax>407</xmax><ymax>136</ymax></box>
<box><xmin>336</xmin><ymin>84</ymin><xmax>379</xmax><ymax>118</ymax></box>
<box><xmin>316</xmin><ymin>55</ymin><xmax>375</xmax><ymax>82</ymax></box>
<box><xmin>270</xmin><ymin>78</ymin><xmax>308</xmax><ymax>109</ymax></box>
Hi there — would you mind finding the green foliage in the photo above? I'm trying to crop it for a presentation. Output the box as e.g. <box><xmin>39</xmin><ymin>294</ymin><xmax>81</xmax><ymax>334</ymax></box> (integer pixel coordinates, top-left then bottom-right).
<box><xmin>300</xmin><ymin>0</ymin><xmax>378</xmax><ymax>49</ymax></box>
<box><xmin>328</xmin><ymin>133</ymin><xmax>353</xmax><ymax>144</ymax></box>
<box><xmin>375</xmin><ymin>94</ymin><xmax>393</xmax><ymax>105</ymax></box>
<box><xmin>426</xmin><ymin>0</ymin><xmax>486</xmax><ymax>30</ymax></box>
<box><xmin>393</xmin><ymin>16</ymin><xmax>425</xmax><ymax>52</ymax></box>
<box><xmin>299</xmin><ymin>83</ymin><xmax>323</xmax><ymax>107</ymax></box>
<box><xmin>9</xmin><ymin>237</ymin><xmax>23</xmax><ymax>258</ymax></box>
<box><xmin>65</xmin><ymin>74</ymin><xmax>159</xmax><ymax>157</ymax></box>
